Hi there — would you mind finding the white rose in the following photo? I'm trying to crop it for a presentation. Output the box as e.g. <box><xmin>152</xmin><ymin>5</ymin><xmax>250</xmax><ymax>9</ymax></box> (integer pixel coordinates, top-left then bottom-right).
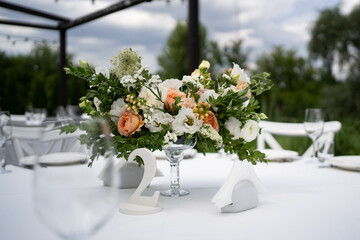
<box><xmin>158</xmin><ymin>79</ymin><xmax>182</xmax><ymax>101</ymax></box>
<box><xmin>95</xmin><ymin>65</ymin><xmax>110</xmax><ymax>79</ymax></box>
<box><xmin>224</xmin><ymin>117</ymin><xmax>242</xmax><ymax>140</ymax></box>
<box><xmin>138</xmin><ymin>87</ymin><xmax>164</xmax><ymax>109</ymax></box>
<box><xmin>109</xmin><ymin>98</ymin><xmax>126</xmax><ymax>124</ymax></box>
<box><xmin>231</xmin><ymin>63</ymin><xmax>250</xmax><ymax>84</ymax></box>
<box><xmin>145</xmin><ymin>110</ymin><xmax>173</xmax><ymax>133</ymax></box>
<box><xmin>172</xmin><ymin>107</ymin><xmax>203</xmax><ymax>135</ymax></box>
<box><xmin>239</xmin><ymin>120</ymin><xmax>259</xmax><ymax>142</ymax></box>
<box><xmin>93</xmin><ymin>97</ymin><xmax>102</xmax><ymax>112</ymax></box>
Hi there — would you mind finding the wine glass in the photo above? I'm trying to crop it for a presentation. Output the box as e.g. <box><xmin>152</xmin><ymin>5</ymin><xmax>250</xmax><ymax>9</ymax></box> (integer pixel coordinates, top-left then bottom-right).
<box><xmin>33</xmin><ymin>119</ymin><xmax>120</xmax><ymax>240</ymax></box>
<box><xmin>304</xmin><ymin>108</ymin><xmax>324</xmax><ymax>163</ymax></box>
<box><xmin>0</xmin><ymin>111</ymin><xmax>12</xmax><ymax>174</ymax></box>
<box><xmin>161</xmin><ymin>135</ymin><xmax>196</xmax><ymax>197</ymax></box>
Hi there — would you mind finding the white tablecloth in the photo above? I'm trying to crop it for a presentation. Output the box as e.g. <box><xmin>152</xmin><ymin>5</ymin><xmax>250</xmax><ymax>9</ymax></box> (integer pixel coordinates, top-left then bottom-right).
<box><xmin>1</xmin><ymin>154</ymin><xmax>360</xmax><ymax>240</ymax></box>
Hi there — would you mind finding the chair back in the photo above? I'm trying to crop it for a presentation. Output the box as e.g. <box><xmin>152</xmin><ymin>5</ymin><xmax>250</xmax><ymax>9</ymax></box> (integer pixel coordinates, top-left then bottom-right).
<box><xmin>12</xmin><ymin>126</ymin><xmax>86</xmax><ymax>163</ymax></box>
<box><xmin>257</xmin><ymin>120</ymin><xmax>342</xmax><ymax>157</ymax></box>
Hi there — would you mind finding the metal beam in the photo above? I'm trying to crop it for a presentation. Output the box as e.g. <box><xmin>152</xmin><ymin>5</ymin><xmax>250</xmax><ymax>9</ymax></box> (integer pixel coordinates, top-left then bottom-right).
<box><xmin>60</xmin><ymin>0</ymin><xmax>150</xmax><ymax>29</ymax></box>
<box><xmin>59</xmin><ymin>29</ymin><xmax>67</xmax><ymax>106</ymax></box>
<box><xmin>188</xmin><ymin>0</ymin><xmax>199</xmax><ymax>74</ymax></box>
<box><xmin>0</xmin><ymin>0</ymin><xmax>70</xmax><ymax>22</ymax></box>
<box><xmin>0</xmin><ymin>19</ymin><xmax>58</xmax><ymax>30</ymax></box>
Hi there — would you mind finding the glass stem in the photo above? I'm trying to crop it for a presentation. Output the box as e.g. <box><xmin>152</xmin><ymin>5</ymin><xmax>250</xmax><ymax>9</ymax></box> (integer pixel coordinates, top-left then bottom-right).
<box><xmin>0</xmin><ymin>146</ymin><xmax>6</xmax><ymax>169</ymax></box>
<box><xmin>170</xmin><ymin>162</ymin><xmax>180</xmax><ymax>191</ymax></box>
<box><xmin>312</xmin><ymin>139</ymin><xmax>317</xmax><ymax>161</ymax></box>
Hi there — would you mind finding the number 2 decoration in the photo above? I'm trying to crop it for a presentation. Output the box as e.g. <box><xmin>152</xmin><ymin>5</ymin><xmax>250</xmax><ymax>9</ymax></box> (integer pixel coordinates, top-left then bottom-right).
<box><xmin>118</xmin><ymin>148</ymin><xmax>163</xmax><ymax>215</ymax></box>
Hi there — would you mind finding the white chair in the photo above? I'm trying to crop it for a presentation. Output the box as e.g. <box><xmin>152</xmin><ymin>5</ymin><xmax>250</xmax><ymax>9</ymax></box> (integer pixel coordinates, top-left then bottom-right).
<box><xmin>257</xmin><ymin>120</ymin><xmax>342</xmax><ymax>160</ymax></box>
<box><xmin>12</xmin><ymin>126</ymin><xmax>87</xmax><ymax>166</ymax></box>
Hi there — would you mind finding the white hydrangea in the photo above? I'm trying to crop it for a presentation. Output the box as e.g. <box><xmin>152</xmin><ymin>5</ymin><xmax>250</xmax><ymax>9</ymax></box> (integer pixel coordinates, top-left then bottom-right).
<box><xmin>221</xmin><ymin>85</ymin><xmax>237</xmax><ymax>96</ymax></box>
<box><xmin>222</xmin><ymin>73</ymin><xmax>231</xmax><ymax>80</ymax></box>
<box><xmin>148</xmin><ymin>75</ymin><xmax>162</xmax><ymax>88</ymax></box>
<box><xmin>109</xmin><ymin>98</ymin><xmax>126</xmax><ymax>124</ymax></box>
<box><xmin>199</xmin><ymin>124</ymin><xmax>223</xmax><ymax>148</ymax></box>
<box><xmin>224</xmin><ymin>117</ymin><xmax>242</xmax><ymax>140</ymax></box>
<box><xmin>239</xmin><ymin>120</ymin><xmax>259</xmax><ymax>142</ymax></box>
<box><xmin>120</xmin><ymin>74</ymin><xmax>137</xmax><ymax>88</ymax></box>
<box><xmin>172</xmin><ymin>107</ymin><xmax>203</xmax><ymax>135</ymax></box>
<box><xmin>145</xmin><ymin>110</ymin><xmax>173</xmax><ymax>133</ymax></box>
<box><xmin>182</xmin><ymin>75</ymin><xmax>204</xmax><ymax>89</ymax></box>
<box><xmin>163</xmin><ymin>131</ymin><xmax>178</xmax><ymax>145</ymax></box>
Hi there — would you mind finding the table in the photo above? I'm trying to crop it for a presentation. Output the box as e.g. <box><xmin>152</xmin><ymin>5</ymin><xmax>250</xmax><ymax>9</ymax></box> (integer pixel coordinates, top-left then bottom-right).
<box><xmin>1</xmin><ymin>154</ymin><xmax>360</xmax><ymax>240</ymax></box>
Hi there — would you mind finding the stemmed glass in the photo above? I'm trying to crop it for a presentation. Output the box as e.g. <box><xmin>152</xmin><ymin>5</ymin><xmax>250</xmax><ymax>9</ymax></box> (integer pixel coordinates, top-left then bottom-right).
<box><xmin>161</xmin><ymin>135</ymin><xmax>196</xmax><ymax>197</ymax></box>
<box><xmin>304</xmin><ymin>108</ymin><xmax>324</xmax><ymax>163</ymax></box>
<box><xmin>0</xmin><ymin>111</ymin><xmax>12</xmax><ymax>174</ymax></box>
<box><xmin>33</xmin><ymin>119</ymin><xmax>120</xmax><ymax>240</ymax></box>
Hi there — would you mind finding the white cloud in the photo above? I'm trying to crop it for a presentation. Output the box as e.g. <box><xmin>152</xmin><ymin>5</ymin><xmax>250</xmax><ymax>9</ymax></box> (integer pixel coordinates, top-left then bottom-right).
<box><xmin>340</xmin><ymin>0</ymin><xmax>359</xmax><ymax>14</ymax></box>
<box><xmin>281</xmin><ymin>13</ymin><xmax>316</xmax><ymax>42</ymax></box>
<box><xmin>103</xmin><ymin>9</ymin><xmax>176</xmax><ymax>32</ymax></box>
<box><xmin>212</xmin><ymin>29</ymin><xmax>263</xmax><ymax>48</ymax></box>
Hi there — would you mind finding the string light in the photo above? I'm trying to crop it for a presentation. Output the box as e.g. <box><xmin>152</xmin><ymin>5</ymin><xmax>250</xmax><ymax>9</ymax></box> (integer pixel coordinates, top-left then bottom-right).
<box><xmin>0</xmin><ymin>32</ymin><xmax>59</xmax><ymax>46</ymax></box>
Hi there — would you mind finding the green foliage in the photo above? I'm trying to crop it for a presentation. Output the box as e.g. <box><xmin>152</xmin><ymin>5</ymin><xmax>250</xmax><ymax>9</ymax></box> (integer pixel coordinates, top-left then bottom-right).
<box><xmin>206</xmin><ymin>40</ymin><xmax>249</xmax><ymax>76</ymax></box>
<box><xmin>255</xmin><ymin>46</ymin><xmax>320</xmax><ymax>121</ymax></box>
<box><xmin>157</xmin><ymin>21</ymin><xmax>208</xmax><ymax>79</ymax></box>
<box><xmin>0</xmin><ymin>44</ymin><xmax>87</xmax><ymax>114</ymax></box>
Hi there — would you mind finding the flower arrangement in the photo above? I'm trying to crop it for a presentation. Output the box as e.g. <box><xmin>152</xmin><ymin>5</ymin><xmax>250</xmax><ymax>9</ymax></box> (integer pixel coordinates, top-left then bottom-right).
<box><xmin>64</xmin><ymin>48</ymin><xmax>272</xmax><ymax>166</ymax></box>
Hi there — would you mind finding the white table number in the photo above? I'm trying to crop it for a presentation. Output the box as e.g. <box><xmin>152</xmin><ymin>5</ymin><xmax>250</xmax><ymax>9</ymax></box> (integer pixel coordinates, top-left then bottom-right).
<box><xmin>118</xmin><ymin>148</ymin><xmax>163</xmax><ymax>215</ymax></box>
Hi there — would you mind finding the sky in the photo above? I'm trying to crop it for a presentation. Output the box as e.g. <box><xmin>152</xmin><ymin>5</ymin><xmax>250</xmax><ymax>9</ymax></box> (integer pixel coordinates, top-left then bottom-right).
<box><xmin>0</xmin><ymin>0</ymin><xmax>359</xmax><ymax>72</ymax></box>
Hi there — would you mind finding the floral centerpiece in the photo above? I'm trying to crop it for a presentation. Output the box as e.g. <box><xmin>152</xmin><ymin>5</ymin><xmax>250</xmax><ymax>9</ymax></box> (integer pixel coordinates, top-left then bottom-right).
<box><xmin>63</xmin><ymin>48</ymin><xmax>272</xmax><ymax>166</ymax></box>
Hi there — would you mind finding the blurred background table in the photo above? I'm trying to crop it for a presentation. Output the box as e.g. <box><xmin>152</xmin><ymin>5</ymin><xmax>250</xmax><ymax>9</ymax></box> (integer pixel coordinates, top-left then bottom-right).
<box><xmin>0</xmin><ymin>153</ymin><xmax>359</xmax><ymax>240</ymax></box>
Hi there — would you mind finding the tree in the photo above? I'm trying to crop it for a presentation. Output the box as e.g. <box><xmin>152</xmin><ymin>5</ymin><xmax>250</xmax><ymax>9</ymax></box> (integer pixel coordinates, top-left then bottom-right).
<box><xmin>206</xmin><ymin>39</ymin><xmax>249</xmax><ymax>77</ymax></box>
<box><xmin>255</xmin><ymin>46</ymin><xmax>320</xmax><ymax>121</ymax></box>
<box><xmin>0</xmin><ymin>44</ymin><xmax>87</xmax><ymax>114</ymax></box>
<box><xmin>308</xmin><ymin>4</ymin><xmax>360</xmax><ymax>81</ymax></box>
<box><xmin>157</xmin><ymin>21</ymin><xmax>207</xmax><ymax>79</ymax></box>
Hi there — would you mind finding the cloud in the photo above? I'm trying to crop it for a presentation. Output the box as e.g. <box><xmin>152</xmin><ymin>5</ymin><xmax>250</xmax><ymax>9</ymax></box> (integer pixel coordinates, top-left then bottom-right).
<box><xmin>103</xmin><ymin>9</ymin><xmax>177</xmax><ymax>33</ymax></box>
<box><xmin>281</xmin><ymin>13</ymin><xmax>316</xmax><ymax>42</ymax></box>
<box><xmin>340</xmin><ymin>0</ymin><xmax>359</xmax><ymax>14</ymax></box>
<box><xmin>212</xmin><ymin>28</ymin><xmax>263</xmax><ymax>48</ymax></box>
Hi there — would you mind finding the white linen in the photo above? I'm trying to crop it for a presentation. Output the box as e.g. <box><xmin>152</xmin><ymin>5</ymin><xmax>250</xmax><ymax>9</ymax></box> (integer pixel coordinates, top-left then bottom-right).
<box><xmin>259</xmin><ymin>149</ymin><xmax>299</xmax><ymax>162</ymax></box>
<box><xmin>1</xmin><ymin>154</ymin><xmax>360</xmax><ymax>240</ymax></box>
<box><xmin>325</xmin><ymin>156</ymin><xmax>360</xmax><ymax>171</ymax></box>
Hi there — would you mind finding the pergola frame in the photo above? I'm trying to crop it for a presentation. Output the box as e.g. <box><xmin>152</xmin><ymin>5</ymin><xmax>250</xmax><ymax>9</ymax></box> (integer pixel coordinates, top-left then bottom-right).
<box><xmin>0</xmin><ymin>0</ymin><xmax>199</xmax><ymax>106</ymax></box>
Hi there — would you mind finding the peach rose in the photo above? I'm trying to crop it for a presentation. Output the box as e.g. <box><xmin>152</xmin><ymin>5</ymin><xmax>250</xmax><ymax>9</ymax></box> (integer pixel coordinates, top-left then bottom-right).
<box><xmin>164</xmin><ymin>88</ymin><xmax>186</xmax><ymax>111</ymax></box>
<box><xmin>117</xmin><ymin>111</ymin><xmax>144</xmax><ymax>137</ymax></box>
<box><xmin>235</xmin><ymin>81</ymin><xmax>251</xmax><ymax>98</ymax></box>
<box><xmin>203</xmin><ymin>111</ymin><xmax>220</xmax><ymax>132</ymax></box>
<box><xmin>179</xmin><ymin>97</ymin><xmax>196</xmax><ymax>109</ymax></box>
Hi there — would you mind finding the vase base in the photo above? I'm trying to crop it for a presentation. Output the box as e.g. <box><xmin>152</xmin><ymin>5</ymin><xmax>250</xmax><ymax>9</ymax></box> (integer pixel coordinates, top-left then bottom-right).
<box><xmin>160</xmin><ymin>188</ymin><xmax>189</xmax><ymax>197</ymax></box>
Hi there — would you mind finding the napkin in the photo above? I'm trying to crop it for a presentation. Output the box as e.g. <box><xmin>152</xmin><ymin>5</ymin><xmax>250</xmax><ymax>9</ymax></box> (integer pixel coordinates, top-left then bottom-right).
<box><xmin>212</xmin><ymin>160</ymin><xmax>266</xmax><ymax>209</ymax></box>
<box><xmin>19</xmin><ymin>152</ymin><xmax>87</xmax><ymax>166</ymax></box>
